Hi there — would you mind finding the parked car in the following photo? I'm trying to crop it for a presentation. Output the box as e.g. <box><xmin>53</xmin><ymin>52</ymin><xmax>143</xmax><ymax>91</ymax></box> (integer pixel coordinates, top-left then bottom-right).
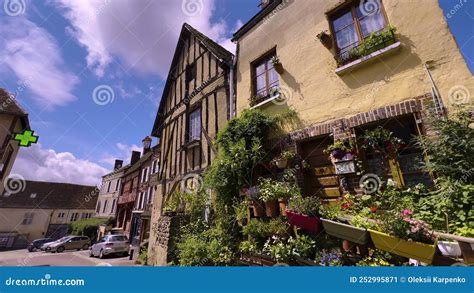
<box><xmin>27</xmin><ymin>238</ymin><xmax>54</xmax><ymax>252</ymax></box>
<box><xmin>90</xmin><ymin>235</ymin><xmax>129</xmax><ymax>259</ymax></box>
<box><xmin>41</xmin><ymin>236</ymin><xmax>71</xmax><ymax>251</ymax></box>
<box><xmin>48</xmin><ymin>236</ymin><xmax>91</xmax><ymax>253</ymax></box>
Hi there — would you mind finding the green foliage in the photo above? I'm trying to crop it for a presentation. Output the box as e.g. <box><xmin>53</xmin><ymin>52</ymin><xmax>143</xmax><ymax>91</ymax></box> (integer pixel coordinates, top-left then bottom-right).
<box><xmin>455</xmin><ymin>225</ymin><xmax>474</xmax><ymax>238</ymax></box>
<box><xmin>234</xmin><ymin>200</ymin><xmax>249</xmax><ymax>224</ymax></box>
<box><xmin>242</xmin><ymin>218</ymin><xmax>290</xmax><ymax>241</ymax></box>
<box><xmin>319</xmin><ymin>204</ymin><xmax>342</xmax><ymax>220</ymax></box>
<box><xmin>415</xmin><ymin>178</ymin><xmax>474</xmax><ymax>232</ymax></box>
<box><xmin>163</xmin><ymin>190</ymin><xmax>208</xmax><ymax>221</ymax></box>
<box><xmin>380</xmin><ymin>210</ymin><xmax>435</xmax><ymax>244</ymax></box>
<box><xmin>349</xmin><ymin>214</ymin><xmax>377</xmax><ymax>230</ymax></box>
<box><xmin>355</xmin><ymin>251</ymin><xmax>394</xmax><ymax>267</ymax></box>
<box><xmin>239</xmin><ymin>239</ymin><xmax>260</xmax><ymax>254</ymax></box>
<box><xmin>417</xmin><ymin>108</ymin><xmax>474</xmax><ymax>182</ymax></box>
<box><xmin>257</xmin><ymin>178</ymin><xmax>296</xmax><ymax>202</ymax></box>
<box><xmin>287</xmin><ymin>196</ymin><xmax>322</xmax><ymax>217</ymax></box>
<box><xmin>263</xmin><ymin>235</ymin><xmax>316</xmax><ymax>263</ymax></box>
<box><xmin>137</xmin><ymin>246</ymin><xmax>148</xmax><ymax>265</ymax></box>
<box><xmin>360</xmin><ymin>126</ymin><xmax>403</xmax><ymax>154</ymax></box>
<box><xmin>68</xmin><ymin>217</ymin><xmax>111</xmax><ymax>241</ymax></box>
<box><xmin>324</xmin><ymin>140</ymin><xmax>354</xmax><ymax>155</ymax></box>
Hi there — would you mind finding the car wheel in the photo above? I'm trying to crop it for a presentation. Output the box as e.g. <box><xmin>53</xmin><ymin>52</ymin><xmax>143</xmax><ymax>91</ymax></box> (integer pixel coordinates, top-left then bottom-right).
<box><xmin>82</xmin><ymin>244</ymin><xmax>89</xmax><ymax>250</ymax></box>
<box><xmin>57</xmin><ymin>246</ymin><xmax>65</xmax><ymax>253</ymax></box>
<box><xmin>99</xmin><ymin>250</ymin><xmax>105</xmax><ymax>259</ymax></box>
<box><xmin>89</xmin><ymin>249</ymin><xmax>94</xmax><ymax>257</ymax></box>
<box><xmin>27</xmin><ymin>247</ymin><xmax>33</xmax><ymax>252</ymax></box>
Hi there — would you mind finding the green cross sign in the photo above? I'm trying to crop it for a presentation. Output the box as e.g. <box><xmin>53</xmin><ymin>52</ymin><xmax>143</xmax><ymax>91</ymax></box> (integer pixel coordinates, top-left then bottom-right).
<box><xmin>13</xmin><ymin>130</ymin><xmax>39</xmax><ymax>147</ymax></box>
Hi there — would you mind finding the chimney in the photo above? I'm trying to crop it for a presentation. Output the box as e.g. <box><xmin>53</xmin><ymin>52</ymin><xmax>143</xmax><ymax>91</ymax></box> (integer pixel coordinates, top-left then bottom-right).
<box><xmin>259</xmin><ymin>0</ymin><xmax>272</xmax><ymax>9</ymax></box>
<box><xmin>142</xmin><ymin>136</ymin><xmax>152</xmax><ymax>154</ymax></box>
<box><xmin>114</xmin><ymin>160</ymin><xmax>123</xmax><ymax>170</ymax></box>
<box><xmin>130</xmin><ymin>151</ymin><xmax>141</xmax><ymax>165</ymax></box>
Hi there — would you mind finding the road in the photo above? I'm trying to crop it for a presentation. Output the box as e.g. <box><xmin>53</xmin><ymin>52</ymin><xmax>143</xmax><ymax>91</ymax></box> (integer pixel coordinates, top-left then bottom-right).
<box><xmin>0</xmin><ymin>249</ymin><xmax>138</xmax><ymax>266</ymax></box>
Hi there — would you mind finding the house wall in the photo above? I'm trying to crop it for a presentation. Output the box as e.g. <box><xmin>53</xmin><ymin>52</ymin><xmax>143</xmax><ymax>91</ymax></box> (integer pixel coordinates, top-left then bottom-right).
<box><xmin>95</xmin><ymin>171</ymin><xmax>123</xmax><ymax>218</ymax></box>
<box><xmin>0</xmin><ymin>208</ymin><xmax>52</xmax><ymax>242</ymax></box>
<box><xmin>0</xmin><ymin>115</ymin><xmax>23</xmax><ymax>195</ymax></box>
<box><xmin>235</xmin><ymin>0</ymin><xmax>473</xmax><ymax>120</ymax></box>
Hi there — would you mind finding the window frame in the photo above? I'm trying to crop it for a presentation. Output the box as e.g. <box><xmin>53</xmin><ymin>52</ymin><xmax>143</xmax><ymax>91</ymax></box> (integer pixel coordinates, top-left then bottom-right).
<box><xmin>251</xmin><ymin>49</ymin><xmax>279</xmax><ymax>99</ymax></box>
<box><xmin>187</xmin><ymin>106</ymin><xmax>202</xmax><ymax>142</ymax></box>
<box><xmin>328</xmin><ymin>0</ymin><xmax>389</xmax><ymax>57</ymax></box>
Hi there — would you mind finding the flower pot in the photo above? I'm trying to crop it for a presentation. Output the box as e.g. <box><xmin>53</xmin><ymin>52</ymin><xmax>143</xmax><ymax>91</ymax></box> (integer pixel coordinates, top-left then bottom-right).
<box><xmin>321</xmin><ymin>218</ymin><xmax>369</xmax><ymax>245</ymax></box>
<box><xmin>278</xmin><ymin>199</ymin><xmax>288</xmax><ymax>216</ymax></box>
<box><xmin>252</xmin><ymin>200</ymin><xmax>265</xmax><ymax>217</ymax></box>
<box><xmin>273</xmin><ymin>63</ymin><xmax>284</xmax><ymax>74</ymax></box>
<box><xmin>368</xmin><ymin>230</ymin><xmax>437</xmax><ymax>264</ymax></box>
<box><xmin>286</xmin><ymin>210</ymin><xmax>322</xmax><ymax>232</ymax></box>
<box><xmin>265</xmin><ymin>200</ymin><xmax>279</xmax><ymax>217</ymax></box>
<box><xmin>275</xmin><ymin>158</ymin><xmax>288</xmax><ymax>169</ymax></box>
<box><xmin>318</xmin><ymin>33</ymin><xmax>333</xmax><ymax>49</ymax></box>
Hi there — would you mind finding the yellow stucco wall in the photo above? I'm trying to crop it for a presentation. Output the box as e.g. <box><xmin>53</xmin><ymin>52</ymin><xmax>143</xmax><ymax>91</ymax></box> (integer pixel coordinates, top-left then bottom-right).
<box><xmin>0</xmin><ymin>114</ymin><xmax>23</xmax><ymax>195</ymax></box>
<box><xmin>235</xmin><ymin>0</ymin><xmax>473</xmax><ymax>124</ymax></box>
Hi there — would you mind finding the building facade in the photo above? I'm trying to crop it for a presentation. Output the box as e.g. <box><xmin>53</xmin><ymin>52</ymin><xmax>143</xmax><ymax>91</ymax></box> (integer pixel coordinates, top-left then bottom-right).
<box><xmin>147</xmin><ymin>23</ymin><xmax>234</xmax><ymax>265</ymax></box>
<box><xmin>95</xmin><ymin>160</ymin><xmax>127</xmax><ymax>218</ymax></box>
<box><xmin>232</xmin><ymin>0</ymin><xmax>473</xmax><ymax>199</ymax></box>
<box><xmin>0</xmin><ymin>89</ymin><xmax>30</xmax><ymax>195</ymax></box>
<box><xmin>0</xmin><ymin>180</ymin><xmax>98</xmax><ymax>250</ymax></box>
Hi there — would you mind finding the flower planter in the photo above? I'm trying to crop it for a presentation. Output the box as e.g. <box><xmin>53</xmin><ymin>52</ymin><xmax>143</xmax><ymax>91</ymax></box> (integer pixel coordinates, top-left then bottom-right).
<box><xmin>317</xmin><ymin>32</ymin><xmax>333</xmax><ymax>49</ymax></box>
<box><xmin>368</xmin><ymin>230</ymin><xmax>437</xmax><ymax>264</ymax></box>
<box><xmin>321</xmin><ymin>219</ymin><xmax>369</xmax><ymax>245</ymax></box>
<box><xmin>252</xmin><ymin>200</ymin><xmax>265</xmax><ymax>217</ymax></box>
<box><xmin>265</xmin><ymin>201</ymin><xmax>279</xmax><ymax>217</ymax></box>
<box><xmin>278</xmin><ymin>199</ymin><xmax>288</xmax><ymax>216</ymax></box>
<box><xmin>286</xmin><ymin>210</ymin><xmax>321</xmax><ymax>232</ymax></box>
<box><xmin>274</xmin><ymin>158</ymin><xmax>288</xmax><ymax>169</ymax></box>
<box><xmin>437</xmin><ymin>241</ymin><xmax>474</xmax><ymax>257</ymax></box>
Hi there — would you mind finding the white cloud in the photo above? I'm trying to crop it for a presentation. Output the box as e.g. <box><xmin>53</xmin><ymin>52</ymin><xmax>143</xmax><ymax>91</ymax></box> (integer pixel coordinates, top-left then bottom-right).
<box><xmin>53</xmin><ymin>0</ymin><xmax>235</xmax><ymax>78</ymax></box>
<box><xmin>11</xmin><ymin>144</ymin><xmax>108</xmax><ymax>186</ymax></box>
<box><xmin>0</xmin><ymin>17</ymin><xmax>79</xmax><ymax>109</ymax></box>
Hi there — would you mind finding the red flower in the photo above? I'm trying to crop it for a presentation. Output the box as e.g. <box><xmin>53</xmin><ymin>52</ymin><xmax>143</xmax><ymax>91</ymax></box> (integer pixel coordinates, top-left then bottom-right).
<box><xmin>370</xmin><ymin>206</ymin><xmax>378</xmax><ymax>213</ymax></box>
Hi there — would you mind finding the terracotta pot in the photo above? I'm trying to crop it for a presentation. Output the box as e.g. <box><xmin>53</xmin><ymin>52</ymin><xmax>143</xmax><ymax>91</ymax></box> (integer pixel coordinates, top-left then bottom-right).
<box><xmin>252</xmin><ymin>200</ymin><xmax>265</xmax><ymax>217</ymax></box>
<box><xmin>265</xmin><ymin>200</ymin><xmax>279</xmax><ymax>217</ymax></box>
<box><xmin>285</xmin><ymin>210</ymin><xmax>322</xmax><ymax>232</ymax></box>
<box><xmin>278</xmin><ymin>199</ymin><xmax>288</xmax><ymax>216</ymax></box>
<box><xmin>275</xmin><ymin>158</ymin><xmax>288</xmax><ymax>169</ymax></box>
<box><xmin>274</xmin><ymin>63</ymin><xmax>284</xmax><ymax>74</ymax></box>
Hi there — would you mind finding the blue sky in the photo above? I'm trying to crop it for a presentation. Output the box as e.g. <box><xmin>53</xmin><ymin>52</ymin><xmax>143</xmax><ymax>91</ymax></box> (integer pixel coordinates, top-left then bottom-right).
<box><xmin>0</xmin><ymin>0</ymin><xmax>472</xmax><ymax>186</ymax></box>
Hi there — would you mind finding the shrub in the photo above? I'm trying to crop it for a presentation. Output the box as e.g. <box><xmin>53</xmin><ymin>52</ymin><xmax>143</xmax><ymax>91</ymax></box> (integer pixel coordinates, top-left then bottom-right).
<box><xmin>68</xmin><ymin>217</ymin><xmax>111</xmax><ymax>241</ymax></box>
<box><xmin>287</xmin><ymin>196</ymin><xmax>322</xmax><ymax>217</ymax></box>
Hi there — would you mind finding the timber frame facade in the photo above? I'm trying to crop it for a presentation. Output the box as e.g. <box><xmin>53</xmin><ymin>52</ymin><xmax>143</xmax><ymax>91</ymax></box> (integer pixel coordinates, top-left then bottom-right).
<box><xmin>147</xmin><ymin>23</ymin><xmax>234</xmax><ymax>266</ymax></box>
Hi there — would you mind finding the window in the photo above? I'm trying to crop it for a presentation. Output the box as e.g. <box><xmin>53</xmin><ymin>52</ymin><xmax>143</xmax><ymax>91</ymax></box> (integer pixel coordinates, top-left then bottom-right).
<box><xmin>106</xmin><ymin>181</ymin><xmax>111</xmax><ymax>193</ymax></box>
<box><xmin>185</xmin><ymin>63</ymin><xmax>196</xmax><ymax>92</ymax></box>
<box><xmin>151</xmin><ymin>160</ymin><xmax>159</xmax><ymax>174</ymax></box>
<box><xmin>141</xmin><ymin>167</ymin><xmax>149</xmax><ymax>183</ymax></box>
<box><xmin>330</xmin><ymin>0</ymin><xmax>387</xmax><ymax>57</ymax></box>
<box><xmin>147</xmin><ymin>186</ymin><xmax>155</xmax><ymax>204</ymax></box>
<box><xmin>57</xmin><ymin>212</ymin><xmax>65</xmax><ymax>218</ymax></box>
<box><xmin>96</xmin><ymin>201</ymin><xmax>101</xmax><ymax>213</ymax></box>
<box><xmin>252</xmin><ymin>51</ymin><xmax>279</xmax><ymax>98</ymax></box>
<box><xmin>188</xmin><ymin>108</ymin><xmax>201</xmax><ymax>142</ymax></box>
<box><xmin>111</xmin><ymin>199</ymin><xmax>116</xmax><ymax>213</ymax></box>
<box><xmin>115</xmin><ymin>179</ymin><xmax>120</xmax><ymax>191</ymax></box>
<box><xmin>22</xmin><ymin>213</ymin><xmax>34</xmax><ymax>225</ymax></box>
<box><xmin>70</xmin><ymin>212</ymin><xmax>79</xmax><ymax>222</ymax></box>
<box><xmin>103</xmin><ymin>200</ymin><xmax>108</xmax><ymax>213</ymax></box>
<box><xmin>0</xmin><ymin>145</ymin><xmax>14</xmax><ymax>179</ymax></box>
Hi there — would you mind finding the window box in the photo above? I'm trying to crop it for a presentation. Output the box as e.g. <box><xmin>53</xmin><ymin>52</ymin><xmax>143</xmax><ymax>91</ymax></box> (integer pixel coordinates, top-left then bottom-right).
<box><xmin>285</xmin><ymin>210</ymin><xmax>322</xmax><ymax>232</ymax></box>
<box><xmin>335</xmin><ymin>37</ymin><xmax>401</xmax><ymax>75</ymax></box>
<box><xmin>250</xmin><ymin>92</ymin><xmax>282</xmax><ymax>109</ymax></box>
<box><xmin>368</xmin><ymin>229</ymin><xmax>437</xmax><ymax>264</ymax></box>
<box><xmin>321</xmin><ymin>218</ymin><xmax>369</xmax><ymax>245</ymax></box>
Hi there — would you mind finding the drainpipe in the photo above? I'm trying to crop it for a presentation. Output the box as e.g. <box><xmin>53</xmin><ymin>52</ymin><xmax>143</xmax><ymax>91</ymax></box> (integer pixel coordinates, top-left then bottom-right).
<box><xmin>424</xmin><ymin>62</ymin><xmax>445</xmax><ymax>114</ymax></box>
<box><xmin>228</xmin><ymin>57</ymin><xmax>236</xmax><ymax>119</ymax></box>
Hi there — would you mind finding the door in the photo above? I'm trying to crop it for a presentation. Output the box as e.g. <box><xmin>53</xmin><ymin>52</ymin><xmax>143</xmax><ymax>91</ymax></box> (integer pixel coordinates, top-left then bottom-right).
<box><xmin>299</xmin><ymin>136</ymin><xmax>341</xmax><ymax>199</ymax></box>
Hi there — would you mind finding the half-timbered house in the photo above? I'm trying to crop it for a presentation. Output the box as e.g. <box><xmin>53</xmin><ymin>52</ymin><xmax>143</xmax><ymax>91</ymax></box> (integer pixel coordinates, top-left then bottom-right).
<box><xmin>147</xmin><ymin>23</ymin><xmax>234</xmax><ymax>265</ymax></box>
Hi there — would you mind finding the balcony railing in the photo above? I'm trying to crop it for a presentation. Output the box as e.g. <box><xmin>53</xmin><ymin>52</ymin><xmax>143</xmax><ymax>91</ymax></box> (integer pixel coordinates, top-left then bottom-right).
<box><xmin>335</xmin><ymin>28</ymin><xmax>397</xmax><ymax>67</ymax></box>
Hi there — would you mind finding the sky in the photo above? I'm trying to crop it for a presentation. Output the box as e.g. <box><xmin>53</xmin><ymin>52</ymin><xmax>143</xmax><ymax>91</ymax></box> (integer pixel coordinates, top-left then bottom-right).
<box><xmin>1</xmin><ymin>0</ymin><xmax>472</xmax><ymax>187</ymax></box>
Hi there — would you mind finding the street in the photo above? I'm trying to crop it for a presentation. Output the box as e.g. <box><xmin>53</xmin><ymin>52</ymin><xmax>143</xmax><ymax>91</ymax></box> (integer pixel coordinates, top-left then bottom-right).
<box><xmin>0</xmin><ymin>249</ymin><xmax>137</xmax><ymax>267</ymax></box>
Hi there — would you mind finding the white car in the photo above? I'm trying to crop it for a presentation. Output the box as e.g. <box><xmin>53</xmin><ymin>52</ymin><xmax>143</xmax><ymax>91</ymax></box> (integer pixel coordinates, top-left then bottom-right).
<box><xmin>89</xmin><ymin>235</ymin><xmax>129</xmax><ymax>259</ymax></box>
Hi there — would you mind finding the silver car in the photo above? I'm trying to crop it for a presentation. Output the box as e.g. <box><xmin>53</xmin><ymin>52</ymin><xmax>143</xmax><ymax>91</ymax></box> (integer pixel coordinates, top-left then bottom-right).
<box><xmin>48</xmin><ymin>236</ymin><xmax>90</xmax><ymax>253</ymax></box>
<box><xmin>89</xmin><ymin>235</ymin><xmax>129</xmax><ymax>259</ymax></box>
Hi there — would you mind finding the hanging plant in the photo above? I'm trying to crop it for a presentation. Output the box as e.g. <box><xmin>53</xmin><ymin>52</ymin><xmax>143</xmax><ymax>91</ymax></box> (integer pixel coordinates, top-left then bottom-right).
<box><xmin>360</xmin><ymin>127</ymin><xmax>403</xmax><ymax>156</ymax></box>
<box><xmin>316</xmin><ymin>30</ymin><xmax>333</xmax><ymax>49</ymax></box>
<box><xmin>324</xmin><ymin>140</ymin><xmax>354</xmax><ymax>160</ymax></box>
<box><xmin>271</xmin><ymin>55</ymin><xmax>284</xmax><ymax>74</ymax></box>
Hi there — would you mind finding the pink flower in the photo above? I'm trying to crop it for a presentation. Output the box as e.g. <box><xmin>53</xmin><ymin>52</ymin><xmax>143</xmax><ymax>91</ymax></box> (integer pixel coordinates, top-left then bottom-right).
<box><xmin>402</xmin><ymin>209</ymin><xmax>412</xmax><ymax>216</ymax></box>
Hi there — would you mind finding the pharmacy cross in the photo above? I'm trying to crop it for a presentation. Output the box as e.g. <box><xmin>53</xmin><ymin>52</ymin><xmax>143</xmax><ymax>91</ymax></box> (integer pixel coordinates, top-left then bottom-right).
<box><xmin>13</xmin><ymin>130</ymin><xmax>39</xmax><ymax>147</ymax></box>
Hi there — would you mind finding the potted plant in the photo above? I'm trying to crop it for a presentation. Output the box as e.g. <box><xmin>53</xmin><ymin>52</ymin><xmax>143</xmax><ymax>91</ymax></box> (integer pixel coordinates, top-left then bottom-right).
<box><xmin>258</xmin><ymin>178</ymin><xmax>292</xmax><ymax>217</ymax></box>
<box><xmin>271</xmin><ymin>55</ymin><xmax>284</xmax><ymax>74</ymax></box>
<box><xmin>317</xmin><ymin>30</ymin><xmax>332</xmax><ymax>49</ymax></box>
<box><xmin>369</xmin><ymin>209</ymin><xmax>438</xmax><ymax>264</ymax></box>
<box><xmin>360</xmin><ymin>127</ymin><xmax>403</xmax><ymax>157</ymax></box>
<box><xmin>273</xmin><ymin>150</ymin><xmax>296</xmax><ymax>169</ymax></box>
<box><xmin>286</xmin><ymin>196</ymin><xmax>322</xmax><ymax>232</ymax></box>
<box><xmin>249</xmin><ymin>94</ymin><xmax>264</xmax><ymax>107</ymax></box>
<box><xmin>244</xmin><ymin>186</ymin><xmax>265</xmax><ymax>217</ymax></box>
<box><xmin>324</xmin><ymin>140</ymin><xmax>354</xmax><ymax>161</ymax></box>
